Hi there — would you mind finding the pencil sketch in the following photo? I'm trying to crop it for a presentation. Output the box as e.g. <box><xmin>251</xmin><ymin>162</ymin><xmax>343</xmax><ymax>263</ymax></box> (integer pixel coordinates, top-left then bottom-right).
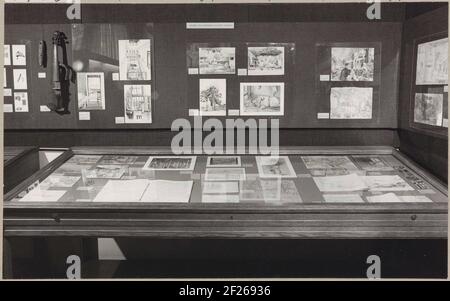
<box><xmin>119</xmin><ymin>39</ymin><xmax>151</xmax><ymax>80</ymax></box>
<box><xmin>240</xmin><ymin>82</ymin><xmax>284</xmax><ymax>116</ymax></box>
<box><xmin>77</xmin><ymin>72</ymin><xmax>105</xmax><ymax>110</ymax></box>
<box><xmin>414</xmin><ymin>93</ymin><xmax>444</xmax><ymax>126</ymax></box>
<box><xmin>206</xmin><ymin>156</ymin><xmax>241</xmax><ymax>167</ymax></box>
<box><xmin>331</xmin><ymin>47</ymin><xmax>374</xmax><ymax>81</ymax></box>
<box><xmin>416</xmin><ymin>38</ymin><xmax>448</xmax><ymax>85</ymax></box>
<box><xmin>13</xmin><ymin>92</ymin><xmax>29</xmax><ymax>112</ymax></box>
<box><xmin>99</xmin><ymin>155</ymin><xmax>138</xmax><ymax>165</ymax></box>
<box><xmin>124</xmin><ymin>85</ymin><xmax>152</xmax><ymax>124</ymax></box>
<box><xmin>199</xmin><ymin>79</ymin><xmax>226</xmax><ymax>116</ymax></box>
<box><xmin>143</xmin><ymin>156</ymin><xmax>197</xmax><ymax>171</ymax></box>
<box><xmin>352</xmin><ymin>156</ymin><xmax>394</xmax><ymax>171</ymax></box>
<box><xmin>362</xmin><ymin>175</ymin><xmax>414</xmax><ymax>191</ymax></box>
<box><xmin>330</xmin><ymin>87</ymin><xmax>373</xmax><ymax>119</ymax></box>
<box><xmin>248</xmin><ymin>46</ymin><xmax>285</xmax><ymax>75</ymax></box>
<box><xmin>302</xmin><ymin>156</ymin><xmax>358</xmax><ymax>171</ymax></box>
<box><xmin>256</xmin><ymin>156</ymin><xmax>297</xmax><ymax>178</ymax></box>
<box><xmin>13</xmin><ymin>69</ymin><xmax>27</xmax><ymax>90</ymax></box>
<box><xmin>41</xmin><ymin>175</ymin><xmax>81</xmax><ymax>189</ymax></box>
<box><xmin>12</xmin><ymin>44</ymin><xmax>26</xmax><ymax>66</ymax></box>
<box><xmin>199</xmin><ymin>47</ymin><xmax>235</xmax><ymax>74</ymax></box>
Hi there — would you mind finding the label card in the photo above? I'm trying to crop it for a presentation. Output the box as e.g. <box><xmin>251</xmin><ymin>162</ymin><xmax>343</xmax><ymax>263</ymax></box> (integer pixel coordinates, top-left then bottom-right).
<box><xmin>443</xmin><ymin>118</ymin><xmax>448</xmax><ymax>128</ymax></box>
<box><xmin>4</xmin><ymin>45</ymin><xmax>11</xmax><ymax>66</ymax></box>
<box><xmin>444</xmin><ymin>85</ymin><xmax>448</xmax><ymax>93</ymax></box>
<box><xmin>12</xmin><ymin>45</ymin><xmax>26</xmax><ymax>66</ymax></box>
<box><xmin>4</xmin><ymin>88</ymin><xmax>12</xmax><ymax>96</ymax></box>
<box><xmin>228</xmin><ymin>109</ymin><xmax>240</xmax><ymax>116</ymax></box>
<box><xmin>189</xmin><ymin>109</ymin><xmax>199</xmax><ymax>116</ymax></box>
<box><xmin>115</xmin><ymin>116</ymin><xmax>125</xmax><ymax>124</ymax></box>
<box><xmin>320</xmin><ymin>74</ymin><xmax>330</xmax><ymax>81</ymax></box>
<box><xmin>13</xmin><ymin>69</ymin><xmax>27</xmax><ymax>90</ymax></box>
<box><xmin>38</xmin><ymin>72</ymin><xmax>46</xmax><ymax>79</ymax></box>
<box><xmin>317</xmin><ymin>112</ymin><xmax>330</xmax><ymax>119</ymax></box>
<box><xmin>40</xmin><ymin>105</ymin><xmax>51</xmax><ymax>112</ymax></box>
<box><xmin>3</xmin><ymin>104</ymin><xmax>13</xmax><ymax>113</ymax></box>
<box><xmin>188</xmin><ymin>68</ymin><xmax>199</xmax><ymax>75</ymax></box>
<box><xmin>14</xmin><ymin>92</ymin><xmax>29</xmax><ymax>112</ymax></box>
<box><xmin>79</xmin><ymin>111</ymin><xmax>91</xmax><ymax>121</ymax></box>
<box><xmin>112</xmin><ymin>73</ymin><xmax>119</xmax><ymax>81</ymax></box>
<box><xmin>238</xmin><ymin>68</ymin><xmax>248</xmax><ymax>76</ymax></box>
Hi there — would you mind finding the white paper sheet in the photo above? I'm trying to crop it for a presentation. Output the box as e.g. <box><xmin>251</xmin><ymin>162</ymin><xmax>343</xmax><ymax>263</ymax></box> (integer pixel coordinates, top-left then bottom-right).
<box><xmin>141</xmin><ymin>180</ymin><xmax>193</xmax><ymax>203</ymax></box>
<box><xmin>93</xmin><ymin>179</ymin><xmax>150</xmax><ymax>202</ymax></box>
<box><xmin>313</xmin><ymin>173</ymin><xmax>368</xmax><ymax>192</ymax></box>
<box><xmin>19</xmin><ymin>188</ymin><xmax>66</xmax><ymax>202</ymax></box>
<box><xmin>362</xmin><ymin>175</ymin><xmax>414</xmax><ymax>191</ymax></box>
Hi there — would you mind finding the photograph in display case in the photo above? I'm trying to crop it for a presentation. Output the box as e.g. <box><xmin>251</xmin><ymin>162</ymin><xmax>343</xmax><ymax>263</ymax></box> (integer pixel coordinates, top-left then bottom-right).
<box><xmin>256</xmin><ymin>156</ymin><xmax>296</xmax><ymax>178</ymax></box>
<box><xmin>118</xmin><ymin>39</ymin><xmax>151</xmax><ymax>80</ymax></box>
<box><xmin>77</xmin><ymin>72</ymin><xmax>106</xmax><ymax>110</ymax></box>
<box><xmin>143</xmin><ymin>156</ymin><xmax>197</xmax><ymax>171</ymax></box>
<box><xmin>416</xmin><ymin>37</ymin><xmax>448</xmax><ymax>85</ymax></box>
<box><xmin>206</xmin><ymin>156</ymin><xmax>241</xmax><ymax>168</ymax></box>
<box><xmin>124</xmin><ymin>84</ymin><xmax>152</xmax><ymax>124</ymax></box>
<box><xmin>199</xmin><ymin>47</ymin><xmax>235</xmax><ymax>74</ymax></box>
<box><xmin>199</xmin><ymin>78</ymin><xmax>227</xmax><ymax>116</ymax></box>
<box><xmin>414</xmin><ymin>93</ymin><xmax>444</xmax><ymax>126</ymax></box>
<box><xmin>331</xmin><ymin>47</ymin><xmax>374</xmax><ymax>81</ymax></box>
<box><xmin>330</xmin><ymin>87</ymin><xmax>373</xmax><ymax>119</ymax></box>
<box><xmin>240</xmin><ymin>82</ymin><xmax>284</xmax><ymax>116</ymax></box>
<box><xmin>248</xmin><ymin>46</ymin><xmax>285</xmax><ymax>75</ymax></box>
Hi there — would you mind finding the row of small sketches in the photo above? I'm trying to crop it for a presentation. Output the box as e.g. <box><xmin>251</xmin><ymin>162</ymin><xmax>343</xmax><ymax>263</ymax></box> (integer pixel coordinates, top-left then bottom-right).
<box><xmin>199</xmin><ymin>80</ymin><xmax>284</xmax><ymax>116</ymax></box>
<box><xmin>197</xmin><ymin>46</ymin><xmax>285</xmax><ymax>75</ymax></box>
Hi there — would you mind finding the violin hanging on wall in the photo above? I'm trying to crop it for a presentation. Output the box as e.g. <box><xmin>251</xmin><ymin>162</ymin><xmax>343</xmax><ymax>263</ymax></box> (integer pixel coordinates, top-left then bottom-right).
<box><xmin>47</xmin><ymin>30</ymin><xmax>72</xmax><ymax>114</ymax></box>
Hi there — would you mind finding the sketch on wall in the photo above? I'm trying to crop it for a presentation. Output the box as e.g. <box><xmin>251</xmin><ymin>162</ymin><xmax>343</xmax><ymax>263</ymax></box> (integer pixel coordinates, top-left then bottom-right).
<box><xmin>240</xmin><ymin>82</ymin><xmax>284</xmax><ymax>116</ymax></box>
<box><xmin>77</xmin><ymin>72</ymin><xmax>106</xmax><ymax>110</ymax></box>
<box><xmin>414</xmin><ymin>93</ymin><xmax>443</xmax><ymax>126</ymax></box>
<box><xmin>199</xmin><ymin>47</ymin><xmax>235</xmax><ymax>74</ymax></box>
<box><xmin>416</xmin><ymin>38</ymin><xmax>448</xmax><ymax>85</ymax></box>
<box><xmin>331</xmin><ymin>47</ymin><xmax>374</xmax><ymax>81</ymax></box>
<box><xmin>199</xmin><ymin>79</ymin><xmax>226</xmax><ymax>116</ymax></box>
<box><xmin>4</xmin><ymin>45</ymin><xmax>11</xmax><ymax>66</ymax></box>
<box><xmin>119</xmin><ymin>39</ymin><xmax>151</xmax><ymax>81</ymax></box>
<box><xmin>330</xmin><ymin>87</ymin><xmax>373</xmax><ymax>119</ymax></box>
<box><xmin>13</xmin><ymin>92</ymin><xmax>28</xmax><ymax>112</ymax></box>
<box><xmin>124</xmin><ymin>85</ymin><xmax>152</xmax><ymax>123</ymax></box>
<box><xmin>13</xmin><ymin>69</ymin><xmax>27</xmax><ymax>90</ymax></box>
<box><xmin>12</xmin><ymin>45</ymin><xmax>26</xmax><ymax>66</ymax></box>
<box><xmin>248</xmin><ymin>46</ymin><xmax>285</xmax><ymax>75</ymax></box>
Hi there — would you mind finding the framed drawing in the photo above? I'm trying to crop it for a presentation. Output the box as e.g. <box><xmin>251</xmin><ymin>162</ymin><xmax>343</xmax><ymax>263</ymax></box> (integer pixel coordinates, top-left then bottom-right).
<box><xmin>240</xmin><ymin>82</ymin><xmax>284</xmax><ymax>116</ymax></box>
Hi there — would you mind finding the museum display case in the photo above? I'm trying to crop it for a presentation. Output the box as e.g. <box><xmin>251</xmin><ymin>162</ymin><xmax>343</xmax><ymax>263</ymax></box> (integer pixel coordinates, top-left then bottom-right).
<box><xmin>3</xmin><ymin>146</ymin><xmax>40</xmax><ymax>194</ymax></box>
<box><xmin>4</xmin><ymin>146</ymin><xmax>447</xmax><ymax>239</ymax></box>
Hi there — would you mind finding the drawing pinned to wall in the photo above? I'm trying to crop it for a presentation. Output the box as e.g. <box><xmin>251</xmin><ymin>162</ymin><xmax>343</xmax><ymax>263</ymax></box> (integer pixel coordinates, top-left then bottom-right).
<box><xmin>248</xmin><ymin>46</ymin><xmax>285</xmax><ymax>75</ymax></box>
<box><xmin>330</xmin><ymin>87</ymin><xmax>373</xmax><ymax>119</ymax></box>
<box><xmin>414</xmin><ymin>93</ymin><xmax>443</xmax><ymax>126</ymax></box>
<box><xmin>13</xmin><ymin>69</ymin><xmax>27</xmax><ymax>90</ymax></box>
<box><xmin>13</xmin><ymin>92</ymin><xmax>29</xmax><ymax>112</ymax></box>
<box><xmin>416</xmin><ymin>38</ymin><xmax>448</xmax><ymax>85</ymax></box>
<box><xmin>124</xmin><ymin>84</ymin><xmax>152</xmax><ymax>124</ymax></box>
<box><xmin>4</xmin><ymin>45</ymin><xmax>11</xmax><ymax>66</ymax></box>
<box><xmin>331</xmin><ymin>47</ymin><xmax>374</xmax><ymax>81</ymax></box>
<box><xmin>199</xmin><ymin>78</ymin><xmax>226</xmax><ymax>116</ymax></box>
<box><xmin>199</xmin><ymin>47</ymin><xmax>235</xmax><ymax>74</ymax></box>
<box><xmin>119</xmin><ymin>39</ymin><xmax>151</xmax><ymax>80</ymax></box>
<box><xmin>12</xmin><ymin>45</ymin><xmax>26</xmax><ymax>66</ymax></box>
<box><xmin>77</xmin><ymin>72</ymin><xmax>106</xmax><ymax>110</ymax></box>
<box><xmin>240</xmin><ymin>82</ymin><xmax>284</xmax><ymax>116</ymax></box>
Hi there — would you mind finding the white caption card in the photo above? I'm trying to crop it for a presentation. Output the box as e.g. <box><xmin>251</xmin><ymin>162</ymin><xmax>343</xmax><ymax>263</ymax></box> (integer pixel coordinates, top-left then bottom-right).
<box><xmin>317</xmin><ymin>112</ymin><xmax>330</xmax><ymax>119</ymax></box>
<box><xmin>112</xmin><ymin>73</ymin><xmax>119</xmax><ymax>81</ymax></box>
<box><xmin>189</xmin><ymin>109</ymin><xmax>199</xmax><ymax>116</ymax></box>
<box><xmin>115</xmin><ymin>116</ymin><xmax>125</xmax><ymax>124</ymax></box>
<box><xmin>38</xmin><ymin>72</ymin><xmax>46</xmax><ymax>78</ymax></box>
<box><xmin>320</xmin><ymin>74</ymin><xmax>330</xmax><ymax>81</ymax></box>
<box><xmin>444</xmin><ymin>85</ymin><xmax>448</xmax><ymax>93</ymax></box>
<box><xmin>188</xmin><ymin>68</ymin><xmax>199</xmax><ymax>75</ymax></box>
<box><xmin>3</xmin><ymin>104</ymin><xmax>13</xmax><ymax>113</ymax></box>
<box><xmin>4</xmin><ymin>45</ymin><xmax>11</xmax><ymax>66</ymax></box>
<box><xmin>40</xmin><ymin>105</ymin><xmax>51</xmax><ymax>112</ymax></box>
<box><xmin>12</xmin><ymin>45</ymin><xmax>26</xmax><ymax>65</ymax></box>
<box><xmin>79</xmin><ymin>111</ymin><xmax>91</xmax><ymax>120</ymax></box>
<box><xmin>237</xmin><ymin>69</ymin><xmax>248</xmax><ymax>76</ymax></box>
<box><xmin>13</xmin><ymin>69</ymin><xmax>27</xmax><ymax>90</ymax></box>
<box><xmin>4</xmin><ymin>88</ymin><xmax>12</xmax><ymax>96</ymax></box>
<box><xmin>228</xmin><ymin>109</ymin><xmax>240</xmax><ymax>116</ymax></box>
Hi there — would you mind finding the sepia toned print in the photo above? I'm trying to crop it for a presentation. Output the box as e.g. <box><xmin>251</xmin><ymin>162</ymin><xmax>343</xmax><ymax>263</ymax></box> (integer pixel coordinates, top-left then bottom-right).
<box><xmin>416</xmin><ymin>38</ymin><xmax>448</xmax><ymax>85</ymax></box>
<box><xmin>199</xmin><ymin>47</ymin><xmax>235</xmax><ymax>74</ymax></box>
<box><xmin>199</xmin><ymin>79</ymin><xmax>226</xmax><ymax>116</ymax></box>
<box><xmin>414</xmin><ymin>93</ymin><xmax>444</xmax><ymax>126</ymax></box>
<box><xmin>330</xmin><ymin>87</ymin><xmax>373</xmax><ymax>119</ymax></box>
<box><xmin>240</xmin><ymin>82</ymin><xmax>284</xmax><ymax>116</ymax></box>
<box><xmin>77</xmin><ymin>72</ymin><xmax>106</xmax><ymax>110</ymax></box>
<box><xmin>331</xmin><ymin>47</ymin><xmax>374</xmax><ymax>81</ymax></box>
<box><xmin>248</xmin><ymin>46</ymin><xmax>285</xmax><ymax>75</ymax></box>
<box><xmin>124</xmin><ymin>84</ymin><xmax>152</xmax><ymax>124</ymax></box>
<box><xmin>119</xmin><ymin>39</ymin><xmax>151</xmax><ymax>80</ymax></box>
